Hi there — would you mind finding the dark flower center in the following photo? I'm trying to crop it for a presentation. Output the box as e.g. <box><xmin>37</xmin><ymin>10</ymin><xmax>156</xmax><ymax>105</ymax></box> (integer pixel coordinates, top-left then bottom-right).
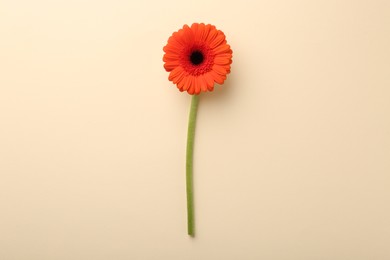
<box><xmin>190</xmin><ymin>51</ymin><xmax>204</xmax><ymax>65</ymax></box>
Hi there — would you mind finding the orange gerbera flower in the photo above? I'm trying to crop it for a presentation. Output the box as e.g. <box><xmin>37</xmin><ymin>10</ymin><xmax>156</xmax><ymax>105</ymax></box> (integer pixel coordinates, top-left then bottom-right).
<box><xmin>163</xmin><ymin>23</ymin><xmax>233</xmax><ymax>95</ymax></box>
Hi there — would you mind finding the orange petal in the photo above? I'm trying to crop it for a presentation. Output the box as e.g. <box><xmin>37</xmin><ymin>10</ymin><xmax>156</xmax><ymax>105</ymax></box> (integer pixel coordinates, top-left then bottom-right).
<box><xmin>226</xmin><ymin>66</ymin><xmax>231</xmax><ymax>73</ymax></box>
<box><xmin>172</xmin><ymin>69</ymin><xmax>185</xmax><ymax>84</ymax></box>
<box><xmin>182</xmin><ymin>25</ymin><xmax>194</xmax><ymax>45</ymax></box>
<box><xmin>182</xmin><ymin>75</ymin><xmax>191</xmax><ymax>91</ymax></box>
<box><xmin>210</xmin><ymin>70</ymin><xmax>225</xmax><ymax>84</ymax></box>
<box><xmin>177</xmin><ymin>75</ymin><xmax>186</xmax><ymax>91</ymax></box>
<box><xmin>191</xmin><ymin>23</ymin><xmax>199</xmax><ymax>41</ymax></box>
<box><xmin>212</xmin><ymin>65</ymin><xmax>228</xmax><ymax>75</ymax></box>
<box><xmin>198</xmin><ymin>23</ymin><xmax>208</xmax><ymax>42</ymax></box>
<box><xmin>178</xmin><ymin>73</ymin><xmax>190</xmax><ymax>91</ymax></box>
<box><xmin>213</xmin><ymin>44</ymin><xmax>231</xmax><ymax>55</ymax></box>
<box><xmin>168</xmin><ymin>30</ymin><xmax>186</xmax><ymax>47</ymax></box>
<box><xmin>206</xmin><ymin>25</ymin><xmax>218</xmax><ymax>44</ymax></box>
<box><xmin>214</xmin><ymin>57</ymin><xmax>231</xmax><ymax>65</ymax></box>
<box><xmin>199</xmin><ymin>75</ymin><xmax>208</xmax><ymax>92</ymax></box>
<box><xmin>215</xmin><ymin>53</ymin><xmax>233</xmax><ymax>59</ymax></box>
<box><xmin>163</xmin><ymin>53</ymin><xmax>179</xmax><ymax>62</ymax></box>
<box><xmin>163</xmin><ymin>44</ymin><xmax>182</xmax><ymax>54</ymax></box>
<box><xmin>188</xmin><ymin>86</ymin><xmax>195</xmax><ymax>95</ymax></box>
<box><xmin>209</xmin><ymin>32</ymin><xmax>226</xmax><ymax>49</ymax></box>
<box><xmin>168</xmin><ymin>67</ymin><xmax>183</xmax><ymax>81</ymax></box>
<box><xmin>194</xmin><ymin>76</ymin><xmax>201</xmax><ymax>94</ymax></box>
<box><xmin>164</xmin><ymin>61</ymin><xmax>179</xmax><ymax>71</ymax></box>
<box><xmin>204</xmin><ymin>73</ymin><xmax>214</xmax><ymax>88</ymax></box>
<box><xmin>188</xmin><ymin>76</ymin><xmax>195</xmax><ymax>94</ymax></box>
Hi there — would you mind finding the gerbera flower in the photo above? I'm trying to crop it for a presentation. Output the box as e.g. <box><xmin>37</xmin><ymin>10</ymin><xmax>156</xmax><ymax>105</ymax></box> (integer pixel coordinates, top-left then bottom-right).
<box><xmin>163</xmin><ymin>23</ymin><xmax>233</xmax><ymax>95</ymax></box>
<box><xmin>163</xmin><ymin>23</ymin><xmax>233</xmax><ymax>237</ymax></box>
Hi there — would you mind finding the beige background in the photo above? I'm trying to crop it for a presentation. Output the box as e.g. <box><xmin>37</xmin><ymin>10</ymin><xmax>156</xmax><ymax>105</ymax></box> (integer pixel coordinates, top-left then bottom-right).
<box><xmin>1</xmin><ymin>0</ymin><xmax>390</xmax><ymax>259</ymax></box>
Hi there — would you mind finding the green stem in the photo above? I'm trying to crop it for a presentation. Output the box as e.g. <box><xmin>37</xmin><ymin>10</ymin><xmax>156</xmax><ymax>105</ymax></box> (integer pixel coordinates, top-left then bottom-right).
<box><xmin>186</xmin><ymin>94</ymin><xmax>199</xmax><ymax>237</ymax></box>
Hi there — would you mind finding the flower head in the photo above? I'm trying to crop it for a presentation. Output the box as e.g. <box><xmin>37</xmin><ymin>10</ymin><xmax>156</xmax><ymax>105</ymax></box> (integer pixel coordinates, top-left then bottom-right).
<box><xmin>163</xmin><ymin>23</ymin><xmax>233</xmax><ymax>95</ymax></box>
